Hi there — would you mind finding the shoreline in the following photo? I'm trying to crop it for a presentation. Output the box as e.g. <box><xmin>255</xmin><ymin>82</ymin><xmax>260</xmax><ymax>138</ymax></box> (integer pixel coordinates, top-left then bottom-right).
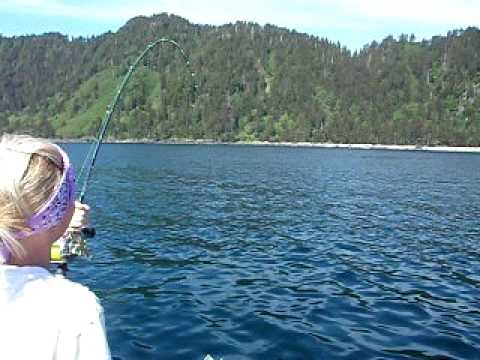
<box><xmin>54</xmin><ymin>138</ymin><xmax>480</xmax><ymax>153</ymax></box>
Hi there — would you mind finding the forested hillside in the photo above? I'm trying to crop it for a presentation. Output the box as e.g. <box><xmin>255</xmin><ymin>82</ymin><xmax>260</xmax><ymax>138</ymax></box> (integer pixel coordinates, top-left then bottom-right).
<box><xmin>0</xmin><ymin>13</ymin><xmax>479</xmax><ymax>145</ymax></box>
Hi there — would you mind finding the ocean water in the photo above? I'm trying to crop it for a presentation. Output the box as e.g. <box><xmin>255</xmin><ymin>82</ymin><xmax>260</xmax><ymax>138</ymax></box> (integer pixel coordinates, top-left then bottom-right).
<box><xmin>63</xmin><ymin>144</ymin><xmax>480</xmax><ymax>360</ymax></box>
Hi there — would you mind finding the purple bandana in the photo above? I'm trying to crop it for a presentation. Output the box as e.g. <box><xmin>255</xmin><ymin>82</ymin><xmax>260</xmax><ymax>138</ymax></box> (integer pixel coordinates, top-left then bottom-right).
<box><xmin>25</xmin><ymin>144</ymin><xmax>76</xmax><ymax>234</ymax></box>
<box><xmin>0</xmin><ymin>246</ymin><xmax>10</xmax><ymax>263</ymax></box>
<box><xmin>0</xmin><ymin>145</ymin><xmax>76</xmax><ymax>262</ymax></box>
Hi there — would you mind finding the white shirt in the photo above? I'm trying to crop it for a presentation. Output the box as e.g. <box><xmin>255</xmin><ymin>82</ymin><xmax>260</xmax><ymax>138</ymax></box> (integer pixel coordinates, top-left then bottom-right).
<box><xmin>0</xmin><ymin>265</ymin><xmax>111</xmax><ymax>360</ymax></box>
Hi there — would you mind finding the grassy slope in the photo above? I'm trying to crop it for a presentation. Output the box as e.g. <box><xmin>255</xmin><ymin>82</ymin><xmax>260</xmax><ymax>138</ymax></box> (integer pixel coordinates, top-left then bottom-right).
<box><xmin>50</xmin><ymin>66</ymin><xmax>162</xmax><ymax>138</ymax></box>
<box><xmin>50</xmin><ymin>69</ymin><xmax>118</xmax><ymax>137</ymax></box>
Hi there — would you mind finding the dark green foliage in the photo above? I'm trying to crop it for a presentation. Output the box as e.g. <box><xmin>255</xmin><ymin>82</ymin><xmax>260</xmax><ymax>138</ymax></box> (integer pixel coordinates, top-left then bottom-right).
<box><xmin>0</xmin><ymin>14</ymin><xmax>479</xmax><ymax>145</ymax></box>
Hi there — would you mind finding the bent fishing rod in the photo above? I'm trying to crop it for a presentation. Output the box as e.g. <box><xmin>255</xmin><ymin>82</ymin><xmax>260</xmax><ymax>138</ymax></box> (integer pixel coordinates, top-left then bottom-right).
<box><xmin>52</xmin><ymin>38</ymin><xmax>195</xmax><ymax>267</ymax></box>
<box><xmin>79</xmin><ymin>38</ymin><xmax>195</xmax><ymax>204</ymax></box>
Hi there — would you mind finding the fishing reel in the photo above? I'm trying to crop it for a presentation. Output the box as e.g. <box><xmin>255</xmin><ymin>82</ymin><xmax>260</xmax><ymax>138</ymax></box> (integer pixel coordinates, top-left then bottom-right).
<box><xmin>50</xmin><ymin>227</ymin><xmax>95</xmax><ymax>264</ymax></box>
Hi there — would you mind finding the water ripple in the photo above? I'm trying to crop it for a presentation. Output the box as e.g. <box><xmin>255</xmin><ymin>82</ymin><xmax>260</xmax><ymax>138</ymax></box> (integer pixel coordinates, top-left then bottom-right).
<box><xmin>64</xmin><ymin>144</ymin><xmax>480</xmax><ymax>359</ymax></box>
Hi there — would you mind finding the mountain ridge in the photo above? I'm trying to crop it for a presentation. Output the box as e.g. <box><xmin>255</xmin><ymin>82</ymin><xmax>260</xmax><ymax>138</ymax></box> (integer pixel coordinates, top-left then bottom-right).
<box><xmin>0</xmin><ymin>13</ymin><xmax>479</xmax><ymax>145</ymax></box>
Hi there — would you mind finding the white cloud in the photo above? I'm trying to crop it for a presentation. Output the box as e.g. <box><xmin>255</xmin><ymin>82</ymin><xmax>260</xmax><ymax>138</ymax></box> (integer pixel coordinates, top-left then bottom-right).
<box><xmin>11</xmin><ymin>0</ymin><xmax>48</xmax><ymax>5</ymax></box>
<box><xmin>0</xmin><ymin>0</ymin><xmax>352</xmax><ymax>34</ymax></box>
<box><xmin>335</xmin><ymin>0</ymin><xmax>480</xmax><ymax>26</ymax></box>
<box><xmin>1</xmin><ymin>0</ymin><xmax>478</xmax><ymax>30</ymax></box>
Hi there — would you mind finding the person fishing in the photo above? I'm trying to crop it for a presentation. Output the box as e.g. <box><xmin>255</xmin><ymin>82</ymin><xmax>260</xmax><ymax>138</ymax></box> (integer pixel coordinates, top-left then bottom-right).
<box><xmin>0</xmin><ymin>134</ymin><xmax>111</xmax><ymax>359</ymax></box>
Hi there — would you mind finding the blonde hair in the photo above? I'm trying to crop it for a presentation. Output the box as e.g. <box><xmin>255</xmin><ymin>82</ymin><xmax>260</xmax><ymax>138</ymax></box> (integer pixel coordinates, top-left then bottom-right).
<box><xmin>0</xmin><ymin>134</ymin><xmax>63</xmax><ymax>262</ymax></box>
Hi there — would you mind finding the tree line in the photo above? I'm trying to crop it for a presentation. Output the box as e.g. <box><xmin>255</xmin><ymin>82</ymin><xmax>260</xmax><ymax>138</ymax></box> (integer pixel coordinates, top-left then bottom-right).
<box><xmin>0</xmin><ymin>14</ymin><xmax>479</xmax><ymax>145</ymax></box>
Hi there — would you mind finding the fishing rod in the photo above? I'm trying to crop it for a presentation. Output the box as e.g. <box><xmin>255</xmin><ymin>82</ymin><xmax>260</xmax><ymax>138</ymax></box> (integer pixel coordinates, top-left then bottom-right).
<box><xmin>51</xmin><ymin>38</ymin><xmax>195</xmax><ymax>266</ymax></box>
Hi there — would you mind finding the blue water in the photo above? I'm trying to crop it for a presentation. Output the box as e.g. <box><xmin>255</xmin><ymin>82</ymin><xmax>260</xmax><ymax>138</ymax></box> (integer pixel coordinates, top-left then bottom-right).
<box><xmin>63</xmin><ymin>144</ymin><xmax>480</xmax><ymax>360</ymax></box>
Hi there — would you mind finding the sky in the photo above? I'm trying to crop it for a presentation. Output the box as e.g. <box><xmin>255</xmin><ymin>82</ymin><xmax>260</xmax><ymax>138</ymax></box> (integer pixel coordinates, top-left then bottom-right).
<box><xmin>1</xmin><ymin>0</ymin><xmax>479</xmax><ymax>50</ymax></box>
